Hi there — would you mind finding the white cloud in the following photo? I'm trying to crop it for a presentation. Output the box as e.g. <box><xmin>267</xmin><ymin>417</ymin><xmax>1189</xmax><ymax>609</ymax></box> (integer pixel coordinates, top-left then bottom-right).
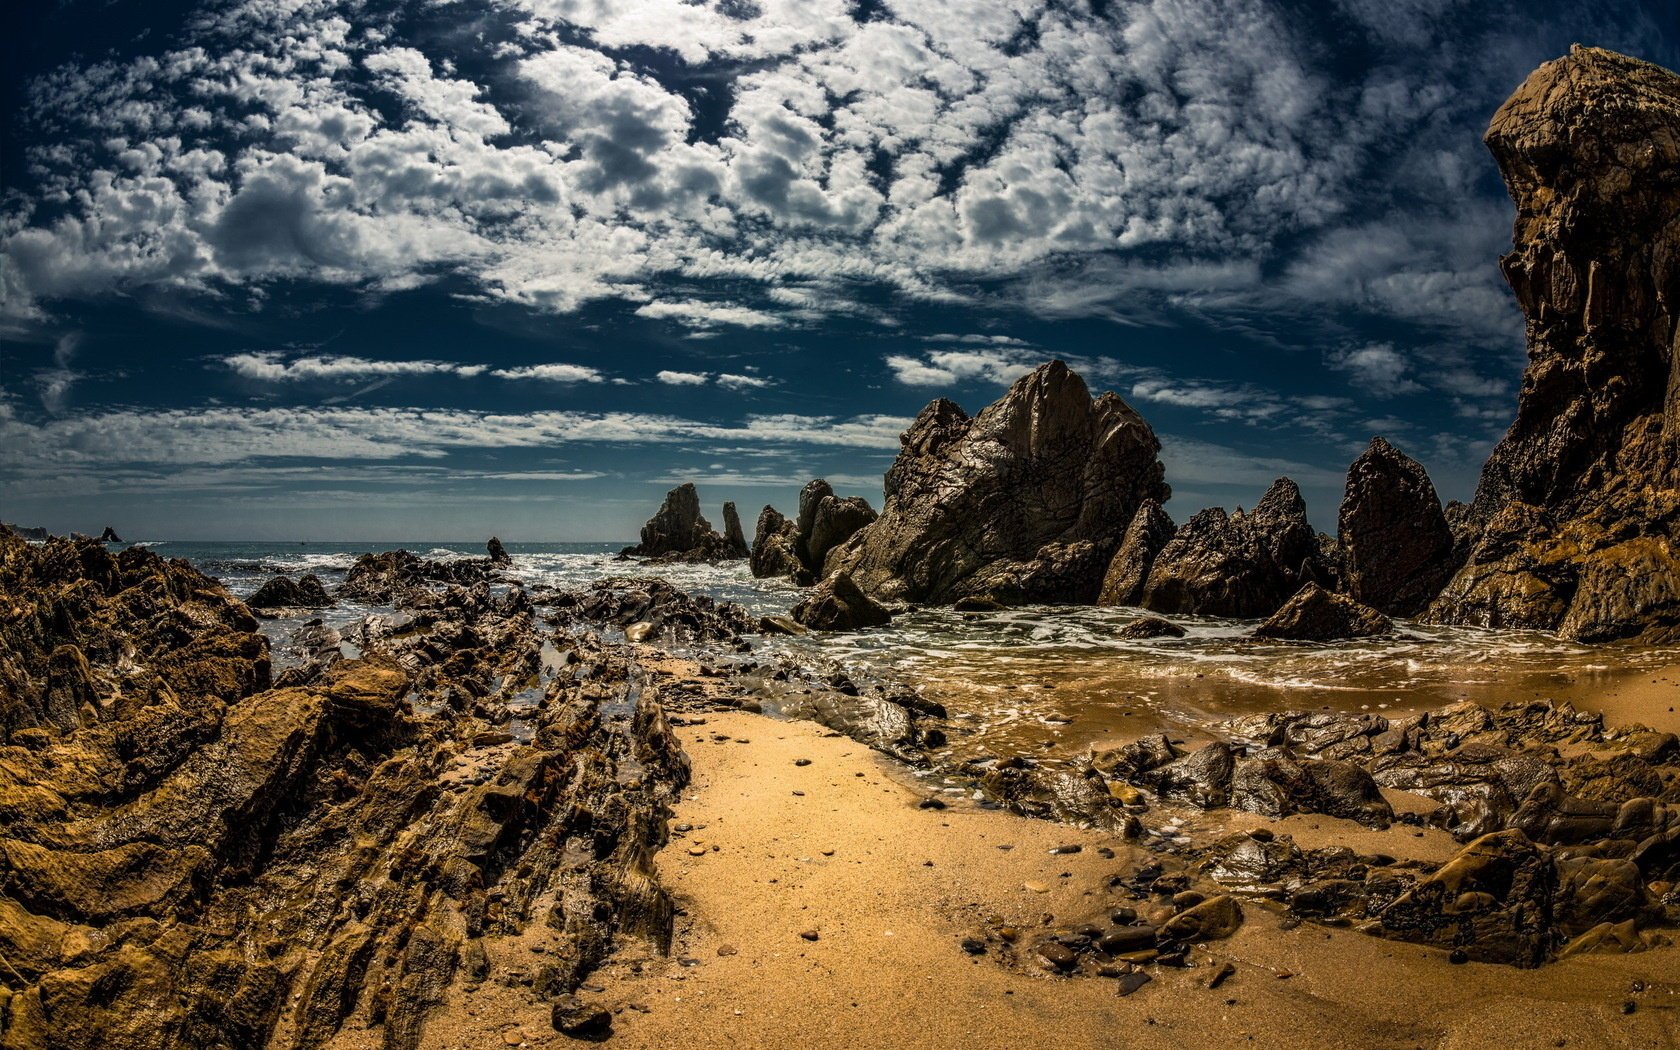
<box><xmin>218</xmin><ymin>352</ymin><xmax>602</xmax><ymax>383</ymax></box>
<box><xmin>488</xmin><ymin>363</ymin><xmax>604</xmax><ymax>383</ymax></box>
<box><xmin>716</xmin><ymin>373</ymin><xmax>771</xmax><ymax>390</ymax></box>
<box><xmin>1328</xmin><ymin>342</ymin><xmax>1424</xmax><ymax>397</ymax></box>
<box><xmin>656</xmin><ymin>370</ymin><xmax>710</xmax><ymax>386</ymax></box>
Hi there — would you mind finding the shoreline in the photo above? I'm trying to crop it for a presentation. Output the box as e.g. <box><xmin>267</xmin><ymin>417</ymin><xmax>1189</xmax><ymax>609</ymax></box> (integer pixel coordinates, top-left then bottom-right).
<box><xmin>420</xmin><ymin>708</ymin><xmax>1680</xmax><ymax>1049</ymax></box>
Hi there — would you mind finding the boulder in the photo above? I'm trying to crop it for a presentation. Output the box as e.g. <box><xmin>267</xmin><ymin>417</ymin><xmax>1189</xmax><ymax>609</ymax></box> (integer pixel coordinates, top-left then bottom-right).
<box><xmin>721</xmin><ymin>502</ymin><xmax>750</xmax><ymax>559</ymax></box>
<box><xmin>1337</xmin><ymin>437</ymin><xmax>1457</xmax><ymax>616</ymax></box>
<box><xmin>486</xmin><ymin>536</ymin><xmax>512</xmax><ymax>566</ymax></box>
<box><xmin>1098</xmin><ymin>500</ymin><xmax>1175</xmax><ymax>606</ymax></box>
<box><xmin>248</xmin><ymin>574</ymin><xmax>332</xmax><ymax>611</ymax></box>
<box><xmin>621</xmin><ymin>483</ymin><xmax>731</xmax><ymax>560</ymax></box>
<box><xmin>749</xmin><ymin>506</ymin><xmax>808</xmax><ymax>584</ymax></box>
<box><xmin>828</xmin><ymin>361</ymin><xmax>1169</xmax><ymax>604</ymax></box>
<box><xmin>1140</xmin><ymin>479</ymin><xmax>1331</xmax><ymax>618</ymax></box>
<box><xmin>1229</xmin><ymin>750</ymin><xmax>1394</xmax><ymax>827</ymax></box>
<box><xmin>1253</xmin><ymin>583</ymin><xmax>1392</xmax><ymax>641</ymax></box>
<box><xmin>1378</xmin><ymin>829</ymin><xmax>1556</xmax><ymax>966</ymax></box>
<box><xmin>789</xmin><ymin>572</ymin><xmax>892</xmax><ymax>632</ymax></box>
<box><xmin>1140</xmin><ymin>742</ymin><xmax>1234</xmax><ymax>809</ymax></box>
<box><xmin>1115</xmin><ymin>616</ymin><xmax>1186</xmax><ymax>640</ymax></box>
<box><xmin>1428</xmin><ymin>46</ymin><xmax>1680</xmax><ymax>643</ymax></box>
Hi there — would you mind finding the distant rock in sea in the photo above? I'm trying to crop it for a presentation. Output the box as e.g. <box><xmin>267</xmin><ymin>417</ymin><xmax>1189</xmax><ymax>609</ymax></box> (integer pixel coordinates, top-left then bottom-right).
<box><xmin>98</xmin><ymin>526</ymin><xmax>123</xmax><ymax>543</ymax></box>
<box><xmin>829</xmin><ymin>360</ymin><xmax>1169</xmax><ymax>605</ymax></box>
<box><xmin>248</xmin><ymin>573</ymin><xmax>333</xmax><ymax>611</ymax></box>
<box><xmin>486</xmin><ymin>535</ymin><xmax>512</xmax><ymax>565</ymax></box>
<box><xmin>1428</xmin><ymin>46</ymin><xmax>1680</xmax><ymax>642</ymax></box>
<box><xmin>621</xmin><ymin>482</ymin><xmax>745</xmax><ymax>562</ymax></box>
<box><xmin>0</xmin><ymin>521</ymin><xmax>49</xmax><ymax>541</ymax></box>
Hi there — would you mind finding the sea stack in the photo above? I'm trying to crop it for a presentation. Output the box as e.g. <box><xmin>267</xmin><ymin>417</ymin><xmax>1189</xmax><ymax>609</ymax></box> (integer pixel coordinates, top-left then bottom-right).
<box><xmin>828</xmin><ymin>361</ymin><xmax>1169</xmax><ymax>605</ymax></box>
<box><xmin>1429</xmin><ymin>46</ymin><xmax>1680</xmax><ymax>642</ymax></box>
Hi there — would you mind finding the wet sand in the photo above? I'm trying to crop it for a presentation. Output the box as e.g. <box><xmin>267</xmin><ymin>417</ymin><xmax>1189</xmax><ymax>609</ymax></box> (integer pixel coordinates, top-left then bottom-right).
<box><xmin>423</xmin><ymin>708</ymin><xmax>1680</xmax><ymax>1050</ymax></box>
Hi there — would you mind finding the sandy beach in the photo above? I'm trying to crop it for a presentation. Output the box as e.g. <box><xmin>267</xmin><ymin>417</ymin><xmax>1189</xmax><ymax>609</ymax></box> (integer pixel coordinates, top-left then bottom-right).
<box><xmin>422</xmin><ymin>699</ymin><xmax>1680</xmax><ymax>1050</ymax></box>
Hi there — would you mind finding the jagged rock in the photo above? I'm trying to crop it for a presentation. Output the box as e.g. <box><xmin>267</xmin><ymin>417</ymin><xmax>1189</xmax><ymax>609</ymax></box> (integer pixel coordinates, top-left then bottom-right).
<box><xmin>721</xmin><ymin>502</ymin><xmax>750</xmax><ymax>559</ymax></box>
<box><xmin>97</xmin><ymin>526</ymin><xmax>122</xmax><ymax>544</ymax></box>
<box><xmin>339</xmin><ymin>549</ymin><xmax>491</xmax><ymax>606</ymax></box>
<box><xmin>1098</xmin><ymin>500</ymin><xmax>1175</xmax><ymax>607</ymax></box>
<box><xmin>1338</xmin><ymin>437</ymin><xmax>1458</xmax><ymax>616</ymax></box>
<box><xmin>1115</xmin><ymin>615</ymin><xmax>1186</xmax><ymax>640</ymax></box>
<box><xmin>553</xmin><ymin>578</ymin><xmax>755</xmax><ymax>643</ymax></box>
<box><xmin>1253</xmin><ymin>583</ymin><xmax>1392</xmax><ymax>641</ymax></box>
<box><xmin>829</xmin><ymin>361</ymin><xmax>1169</xmax><ymax>604</ymax></box>
<box><xmin>1140</xmin><ymin>479</ymin><xmax>1330</xmax><ymax>618</ymax></box>
<box><xmin>1379</xmin><ymin>830</ymin><xmax>1556</xmax><ymax>966</ymax></box>
<box><xmin>621</xmin><ymin>483</ymin><xmax>731</xmax><ymax>561</ymax></box>
<box><xmin>248</xmin><ymin>574</ymin><xmax>332</xmax><ymax>611</ymax></box>
<box><xmin>1091</xmin><ymin>734</ymin><xmax>1181</xmax><ymax>780</ymax></box>
<box><xmin>1</xmin><ymin>522</ymin><xmax>50</xmax><ymax>541</ymax></box>
<box><xmin>487</xmin><ymin>536</ymin><xmax>512</xmax><ymax>566</ymax></box>
<box><xmin>1428</xmin><ymin>46</ymin><xmax>1680</xmax><ymax>643</ymax></box>
<box><xmin>804</xmin><ymin>493</ymin><xmax>878</xmax><ymax>578</ymax></box>
<box><xmin>1140</xmin><ymin>742</ymin><xmax>1234</xmax><ymax>808</ymax></box>
<box><xmin>789</xmin><ymin>572</ymin><xmax>892</xmax><ymax>631</ymax></box>
<box><xmin>749</xmin><ymin>506</ymin><xmax>809</xmax><ymax>585</ymax></box>
<box><xmin>1229</xmin><ymin>750</ymin><xmax>1394</xmax><ymax>827</ymax></box>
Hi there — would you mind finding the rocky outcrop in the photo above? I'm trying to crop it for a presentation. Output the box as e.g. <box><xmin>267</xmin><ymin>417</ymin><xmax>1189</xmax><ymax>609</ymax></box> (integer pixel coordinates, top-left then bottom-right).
<box><xmin>248</xmin><ymin>573</ymin><xmax>332</xmax><ymax>611</ymax></box>
<box><xmin>339</xmin><ymin>548</ymin><xmax>492</xmax><ymax>606</ymax></box>
<box><xmin>1140</xmin><ymin>478</ymin><xmax>1330</xmax><ymax>618</ymax></box>
<box><xmin>1338</xmin><ymin>438</ymin><xmax>1458</xmax><ymax>616</ymax></box>
<box><xmin>1253</xmin><ymin>583</ymin><xmax>1392</xmax><ymax>641</ymax></box>
<box><xmin>0</xmin><ymin>532</ymin><xmax>693</xmax><ymax>1050</ymax></box>
<box><xmin>1</xmin><ymin>523</ymin><xmax>50</xmax><ymax>541</ymax></box>
<box><xmin>1428</xmin><ymin>46</ymin><xmax>1680</xmax><ymax>643</ymax></box>
<box><xmin>621</xmin><ymin>483</ymin><xmax>737</xmax><ymax>561</ymax></box>
<box><xmin>96</xmin><ymin>526</ymin><xmax>122</xmax><ymax>544</ymax></box>
<box><xmin>789</xmin><ymin>571</ymin><xmax>893</xmax><ymax>631</ymax></box>
<box><xmin>486</xmin><ymin>535</ymin><xmax>512</xmax><ymax>566</ymax></box>
<box><xmin>749</xmin><ymin>506</ymin><xmax>809</xmax><ymax>585</ymax></box>
<box><xmin>749</xmin><ymin>482</ymin><xmax>878</xmax><ymax>585</ymax></box>
<box><xmin>829</xmin><ymin>361</ymin><xmax>1169</xmax><ymax>605</ymax></box>
<box><xmin>721</xmin><ymin>502</ymin><xmax>750</xmax><ymax>559</ymax></box>
<box><xmin>1098</xmin><ymin>500</ymin><xmax>1175</xmax><ymax>607</ymax></box>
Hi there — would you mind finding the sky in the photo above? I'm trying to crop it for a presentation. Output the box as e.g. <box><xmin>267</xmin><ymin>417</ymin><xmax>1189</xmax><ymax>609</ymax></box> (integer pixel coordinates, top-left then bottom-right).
<box><xmin>2</xmin><ymin>0</ymin><xmax>1677</xmax><ymax>542</ymax></box>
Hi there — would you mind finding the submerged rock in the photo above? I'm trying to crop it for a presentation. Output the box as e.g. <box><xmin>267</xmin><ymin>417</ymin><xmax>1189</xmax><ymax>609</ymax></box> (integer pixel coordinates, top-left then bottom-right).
<box><xmin>1253</xmin><ymin>583</ymin><xmax>1392</xmax><ymax>641</ymax></box>
<box><xmin>1338</xmin><ymin>437</ymin><xmax>1458</xmax><ymax>616</ymax></box>
<box><xmin>790</xmin><ymin>571</ymin><xmax>893</xmax><ymax>631</ymax></box>
<box><xmin>1140</xmin><ymin>479</ymin><xmax>1330</xmax><ymax>619</ymax></box>
<box><xmin>829</xmin><ymin>361</ymin><xmax>1169</xmax><ymax>605</ymax></box>
<box><xmin>1428</xmin><ymin>46</ymin><xmax>1680</xmax><ymax>643</ymax></box>
<box><xmin>248</xmin><ymin>573</ymin><xmax>333</xmax><ymax>611</ymax></box>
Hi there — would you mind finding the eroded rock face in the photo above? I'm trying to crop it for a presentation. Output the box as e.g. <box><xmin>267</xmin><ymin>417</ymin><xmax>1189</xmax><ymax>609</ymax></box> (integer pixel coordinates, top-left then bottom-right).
<box><xmin>622</xmin><ymin>483</ymin><xmax>735</xmax><ymax>561</ymax></box>
<box><xmin>749</xmin><ymin>482</ymin><xmax>878</xmax><ymax>585</ymax></box>
<box><xmin>789</xmin><ymin>571</ymin><xmax>893</xmax><ymax>631</ymax></box>
<box><xmin>1098</xmin><ymin>500</ymin><xmax>1175</xmax><ymax>607</ymax></box>
<box><xmin>1253</xmin><ymin>583</ymin><xmax>1392</xmax><ymax>641</ymax></box>
<box><xmin>0</xmin><ymin>534</ymin><xmax>693</xmax><ymax>1050</ymax></box>
<box><xmin>749</xmin><ymin>506</ymin><xmax>809</xmax><ymax>585</ymax></box>
<box><xmin>721</xmin><ymin>502</ymin><xmax>750</xmax><ymax>559</ymax></box>
<box><xmin>1429</xmin><ymin>46</ymin><xmax>1680</xmax><ymax>643</ymax></box>
<box><xmin>1338</xmin><ymin>438</ymin><xmax>1458</xmax><ymax>616</ymax></box>
<box><xmin>830</xmin><ymin>361</ymin><xmax>1169</xmax><ymax>604</ymax></box>
<box><xmin>1140</xmin><ymin>479</ymin><xmax>1330</xmax><ymax>618</ymax></box>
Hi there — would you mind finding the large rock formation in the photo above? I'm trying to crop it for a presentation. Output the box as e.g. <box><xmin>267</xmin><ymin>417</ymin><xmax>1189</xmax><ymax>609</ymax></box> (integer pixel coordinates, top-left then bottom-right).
<box><xmin>0</xmin><ymin>532</ymin><xmax>693</xmax><ymax>1050</ymax></box>
<box><xmin>1097</xmin><ymin>499</ymin><xmax>1175</xmax><ymax>607</ymax></box>
<box><xmin>1429</xmin><ymin>46</ymin><xmax>1680</xmax><ymax>642</ymax></box>
<box><xmin>748</xmin><ymin>481</ymin><xmax>878</xmax><ymax>585</ymax></box>
<box><xmin>621</xmin><ymin>483</ymin><xmax>737</xmax><ymax>561</ymax></box>
<box><xmin>721</xmin><ymin>502</ymin><xmax>750</xmax><ymax>558</ymax></box>
<box><xmin>1338</xmin><ymin>438</ymin><xmax>1458</xmax><ymax>617</ymax></box>
<box><xmin>1140</xmin><ymin>479</ymin><xmax>1330</xmax><ymax>618</ymax></box>
<box><xmin>828</xmin><ymin>361</ymin><xmax>1169</xmax><ymax>604</ymax></box>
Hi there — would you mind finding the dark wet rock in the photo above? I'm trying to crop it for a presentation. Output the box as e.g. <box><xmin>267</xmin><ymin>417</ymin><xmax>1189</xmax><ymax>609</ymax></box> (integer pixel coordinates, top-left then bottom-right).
<box><xmin>1202</xmin><ymin>834</ymin><xmax>1307</xmax><ymax>889</ymax></box>
<box><xmin>487</xmin><ymin>536</ymin><xmax>512</xmax><ymax>566</ymax></box>
<box><xmin>829</xmin><ymin>361</ymin><xmax>1169</xmax><ymax>605</ymax></box>
<box><xmin>800</xmin><ymin>483</ymin><xmax>878</xmax><ymax>578</ymax></box>
<box><xmin>248</xmin><ymin>573</ymin><xmax>332</xmax><ymax>611</ymax></box>
<box><xmin>1160</xmin><ymin>895</ymin><xmax>1243</xmax><ymax>942</ymax></box>
<box><xmin>953</xmin><ymin>595</ymin><xmax>1006</xmax><ymax>612</ymax></box>
<box><xmin>1252</xmin><ymin>583</ymin><xmax>1392</xmax><ymax>641</ymax></box>
<box><xmin>722</xmin><ymin>502</ymin><xmax>750</xmax><ymax>559</ymax></box>
<box><xmin>749</xmin><ymin>506</ymin><xmax>810</xmax><ymax>585</ymax></box>
<box><xmin>1099</xmin><ymin>500</ymin><xmax>1176</xmax><ymax>607</ymax></box>
<box><xmin>757</xmin><ymin>614</ymin><xmax>808</xmax><ymax>637</ymax></box>
<box><xmin>1427</xmin><ymin>47</ymin><xmax>1680</xmax><ymax>643</ymax></box>
<box><xmin>1370</xmin><ymin>743</ymin><xmax>1560</xmax><ymax>841</ymax></box>
<box><xmin>1115</xmin><ymin>616</ymin><xmax>1186</xmax><ymax>640</ymax></box>
<box><xmin>340</xmin><ymin>549</ymin><xmax>492</xmax><ymax>606</ymax></box>
<box><xmin>790</xmin><ymin>571</ymin><xmax>892</xmax><ymax>632</ymax></box>
<box><xmin>621</xmin><ymin>483</ymin><xmax>733</xmax><ymax>561</ymax></box>
<box><xmin>1379</xmin><ymin>830</ymin><xmax>1556</xmax><ymax>966</ymax></box>
<box><xmin>1230</xmin><ymin>750</ymin><xmax>1394</xmax><ymax>827</ymax></box>
<box><xmin>1140</xmin><ymin>743</ymin><xmax>1235</xmax><ymax>809</ymax></box>
<box><xmin>1337</xmin><ymin>438</ymin><xmax>1458</xmax><ymax>616</ymax></box>
<box><xmin>980</xmin><ymin>764</ymin><xmax>1137</xmax><ymax>834</ymax></box>
<box><xmin>554</xmin><ymin>577</ymin><xmax>755</xmax><ymax>643</ymax></box>
<box><xmin>1</xmin><ymin>522</ymin><xmax>50</xmax><ymax>541</ymax></box>
<box><xmin>551</xmin><ymin>995</ymin><xmax>613</xmax><ymax>1041</ymax></box>
<box><xmin>1091</xmin><ymin>735</ymin><xmax>1181</xmax><ymax>780</ymax></box>
<box><xmin>1140</xmin><ymin>479</ymin><xmax>1331</xmax><ymax>619</ymax></box>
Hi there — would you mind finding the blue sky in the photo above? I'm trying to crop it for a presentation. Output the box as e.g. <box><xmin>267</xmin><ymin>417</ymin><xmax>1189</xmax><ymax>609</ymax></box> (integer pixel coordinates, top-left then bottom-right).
<box><xmin>2</xmin><ymin>0</ymin><xmax>1676</xmax><ymax>541</ymax></box>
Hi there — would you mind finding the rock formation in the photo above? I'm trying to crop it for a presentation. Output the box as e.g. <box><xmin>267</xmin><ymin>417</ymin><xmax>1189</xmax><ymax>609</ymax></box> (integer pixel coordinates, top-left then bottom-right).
<box><xmin>1097</xmin><ymin>499</ymin><xmax>1175</xmax><ymax>607</ymax></box>
<box><xmin>0</xmin><ymin>532</ymin><xmax>693</xmax><ymax>1050</ymax></box>
<box><xmin>96</xmin><ymin>526</ymin><xmax>122</xmax><ymax>544</ymax></box>
<box><xmin>1429</xmin><ymin>46</ymin><xmax>1680</xmax><ymax>642</ymax></box>
<box><xmin>248</xmin><ymin>573</ymin><xmax>333</xmax><ymax>611</ymax></box>
<box><xmin>829</xmin><ymin>361</ymin><xmax>1169</xmax><ymax>604</ymax></box>
<box><xmin>789</xmin><ymin>571</ymin><xmax>893</xmax><ymax>631</ymax></box>
<box><xmin>1253</xmin><ymin>582</ymin><xmax>1392</xmax><ymax>641</ymax></box>
<box><xmin>1</xmin><ymin>523</ymin><xmax>50</xmax><ymax>541</ymax></box>
<box><xmin>1337</xmin><ymin>438</ymin><xmax>1458</xmax><ymax>617</ymax></box>
<box><xmin>621</xmin><ymin>483</ymin><xmax>737</xmax><ymax>561</ymax></box>
<box><xmin>339</xmin><ymin>548</ymin><xmax>492</xmax><ymax>605</ymax></box>
<box><xmin>486</xmin><ymin>535</ymin><xmax>512</xmax><ymax>565</ymax></box>
<box><xmin>721</xmin><ymin>502</ymin><xmax>750</xmax><ymax>558</ymax></box>
<box><xmin>1140</xmin><ymin>479</ymin><xmax>1330</xmax><ymax>618</ymax></box>
<box><xmin>748</xmin><ymin>481</ymin><xmax>877</xmax><ymax>585</ymax></box>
